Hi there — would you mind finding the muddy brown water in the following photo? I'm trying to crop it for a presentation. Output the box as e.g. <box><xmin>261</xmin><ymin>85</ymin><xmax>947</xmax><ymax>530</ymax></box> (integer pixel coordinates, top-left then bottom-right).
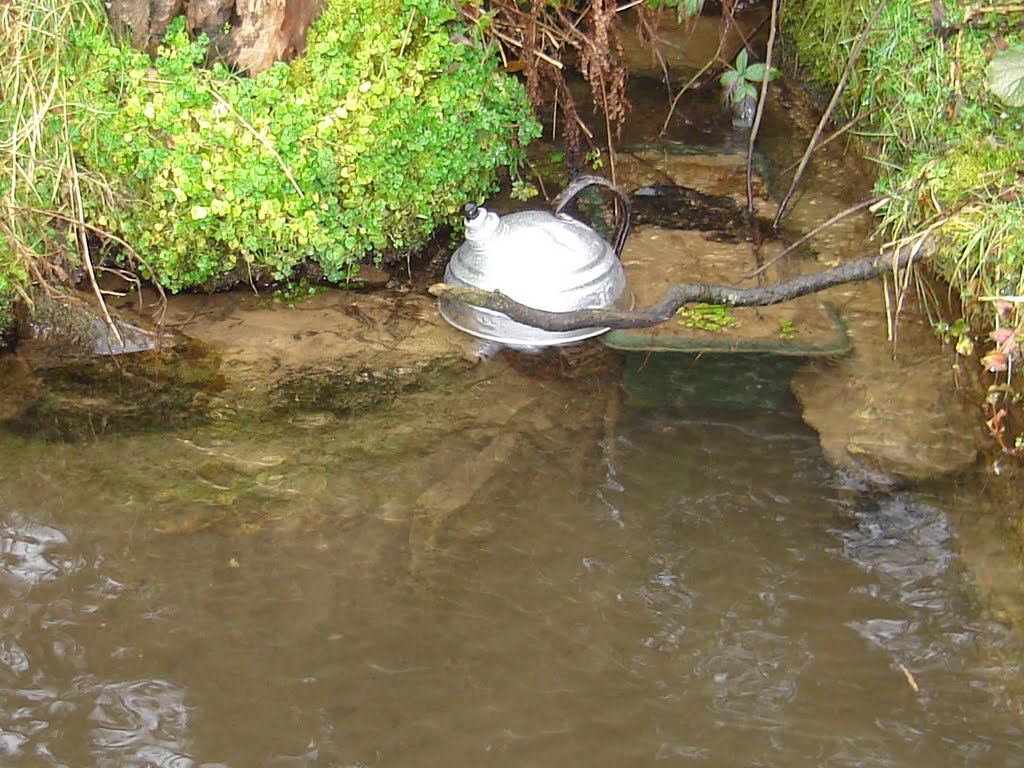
<box><xmin>4</xmin><ymin>20</ymin><xmax>1024</xmax><ymax>765</ymax></box>
<box><xmin>2</xmin><ymin>361</ymin><xmax>1024</xmax><ymax>767</ymax></box>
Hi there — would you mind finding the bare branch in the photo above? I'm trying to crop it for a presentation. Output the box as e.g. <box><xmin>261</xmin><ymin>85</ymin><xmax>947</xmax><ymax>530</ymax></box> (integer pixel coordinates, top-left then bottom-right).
<box><xmin>430</xmin><ymin>240</ymin><xmax>930</xmax><ymax>333</ymax></box>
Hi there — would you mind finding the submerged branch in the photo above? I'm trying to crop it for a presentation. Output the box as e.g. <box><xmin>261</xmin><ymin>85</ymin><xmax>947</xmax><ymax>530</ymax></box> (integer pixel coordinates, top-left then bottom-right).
<box><xmin>429</xmin><ymin>240</ymin><xmax>930</xmax><ymax>333</ymax></box>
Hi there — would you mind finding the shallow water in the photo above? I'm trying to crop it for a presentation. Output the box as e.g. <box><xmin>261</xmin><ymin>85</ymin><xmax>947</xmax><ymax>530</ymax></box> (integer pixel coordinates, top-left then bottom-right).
<box><xmin>2</xmin><ymin>355</ymin><xmax>1023</xmax><ymax>767</ymax></box>
<box><xmin>3</xmin><ymin>23</ymin><xmax>1022</xmax><ymax>765</ymax></box>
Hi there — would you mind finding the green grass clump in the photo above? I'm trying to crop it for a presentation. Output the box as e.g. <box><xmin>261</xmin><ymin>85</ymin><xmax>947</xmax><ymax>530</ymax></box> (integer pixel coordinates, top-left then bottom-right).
<box><xmin>2</xmin><ymin>0</ymin><xmax>107</xmax><ymax>331</ymax></box>
<box><xmin>782</xmin><ymin>0</ymin><xmax>1024</xmax><ymax>317</ymax></box>
<box><xmin>2</xmin><ymin>0</ymin><xmax>539</xmax><ymax>298</ymax></box>
<box><xmin>783</xmin><ymin>0</ymin><xmax>1024</xmax><ymax>454</ymax></box>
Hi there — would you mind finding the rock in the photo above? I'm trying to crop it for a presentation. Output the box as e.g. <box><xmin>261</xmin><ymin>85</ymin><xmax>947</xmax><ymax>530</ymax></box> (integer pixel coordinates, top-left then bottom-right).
<box><xmin>791</xmin><ymin>287</ymin><xmax>983</xmax><ymax>486</ymax></box>
<box><xmin>17</xmin><ymin>290</ymin><xmax>176</xmax><ymax>364</ymax></box>
<box><xmin>0</xmin><ymin>355</ymin><xmax>35</xmax><ymax>422</ymax></box>
<box><xmin>117</xmin><ymin>288</ymin><xmax>478</xmax><ymax>385</ymax></box>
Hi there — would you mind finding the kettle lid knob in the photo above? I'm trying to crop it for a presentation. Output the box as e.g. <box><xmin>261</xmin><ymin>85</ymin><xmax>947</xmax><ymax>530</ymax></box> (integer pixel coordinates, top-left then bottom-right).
<box><xmin>461</xmin><ymin>203</ymin><xmax>501</xmax><ymax>243</ymax></box>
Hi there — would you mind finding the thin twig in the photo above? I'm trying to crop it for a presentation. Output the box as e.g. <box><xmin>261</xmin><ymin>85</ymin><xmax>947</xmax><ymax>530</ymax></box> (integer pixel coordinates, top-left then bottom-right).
<box><xmin>491</xmin><ymin>28</ymin><xmax>565</xmax><ymax>69</ymax></box>
<box><xmin>746</xmin><ymin>0</ymin><xmax>779</xmax><ymax>214</ymax></box>
<box><xmin>599</xmin><ymin>74</ymin><xmax>617</xmax><ymax>184</ymax></box>
<box><xmin>66</xmin><ymin>133</ymin><xmax>124</xmax><ymax>349</ymax></box>
<box><xmin>773</xmin><ymin>0</ymin><xmax>890</xmax><ymax>229</ymax></box>
<box><xmin>897</xmin><ymin>663</ymin><xmax>919</xmax><ymax>693</ymax></box>
<box><xmin>777</xmin><ymin>105</ymin><xmax>884</xmax><ymax>177</ymax></box>
<box><xmin>740</xmin><ymin>195</ymin><xmax>888</xmax><ymax>281</ymax></box>
<box><xmin>205</xmin><ymin>87</ymin><xmax>304</xmax><ymax>198</ymax></box>
<box><xmin>22</xmin><ymin>207</ymin><xmax>166</xmax><ymax>297</ymax></box>
<box><xmin>660</xmin><ymin>58</ymin><xmax>718</xmax><ymax>135</ymax></box>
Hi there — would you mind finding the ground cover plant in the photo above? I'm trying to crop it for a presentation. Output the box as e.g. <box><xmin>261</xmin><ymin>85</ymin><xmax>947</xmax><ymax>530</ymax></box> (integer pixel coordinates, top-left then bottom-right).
<box><xmin>0</xmin><ymin>0</ymin><xmax>539</xmax><ymax>316</ymax></box>
<box><xmin>782</xmin><ymin>0</ymin><xmax>1024</xmax><ymax>456</ymax></box>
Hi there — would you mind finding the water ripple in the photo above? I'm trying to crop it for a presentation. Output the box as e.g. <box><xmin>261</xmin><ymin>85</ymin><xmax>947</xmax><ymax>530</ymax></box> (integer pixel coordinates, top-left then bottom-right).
<box><xmin>89</xmin><ymin>679</ymin><xmax>193</xmax><ymax>767</ymax></box>
<box><xmin>0</xmin><ymin>514</ymin><xmax>83</xmax><ymax>593</ymax></box>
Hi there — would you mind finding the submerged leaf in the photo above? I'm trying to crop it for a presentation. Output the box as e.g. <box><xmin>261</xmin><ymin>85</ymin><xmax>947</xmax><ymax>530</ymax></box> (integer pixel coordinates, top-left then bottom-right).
<box><xmin>986</xmin><ymin>48</ymin><xmax>1024</xmax><ymax>107</ymax></box>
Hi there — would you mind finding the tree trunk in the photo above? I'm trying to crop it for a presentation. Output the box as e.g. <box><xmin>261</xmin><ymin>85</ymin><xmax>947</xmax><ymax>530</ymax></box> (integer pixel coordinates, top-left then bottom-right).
<box><xmin>107</xmin><ymin>0</ymin><xmax>323</xmax><ymax>75</ymax></box>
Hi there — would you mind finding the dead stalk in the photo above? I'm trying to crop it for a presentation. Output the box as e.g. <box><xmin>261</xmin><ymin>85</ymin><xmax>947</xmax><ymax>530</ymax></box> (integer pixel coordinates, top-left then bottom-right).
<box><xmin>740</xmin><ymin>195</ymin><xmax>888</xmax><ymax>282</ymax></box>
<box><xmin>68</xmin><ymin>147</ymin><xmax>124</xmax><ymax>349</ymax></box>
<box><xmin>773</xmin><ymin>0</ymin><xmax>890</xmax><ymax>229</ymax></box>
<box><xmin>745</xmin><ymin>0</ymin><xmax>779</xmax><ymax>214</ymax></box>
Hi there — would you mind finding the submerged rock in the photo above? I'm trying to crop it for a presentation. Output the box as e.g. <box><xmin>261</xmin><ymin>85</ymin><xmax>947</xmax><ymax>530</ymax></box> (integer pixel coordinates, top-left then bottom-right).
<box><xmin>18</xmin><ymin>290</ymin><xmax>176</xmax><ymax>362</ymax></box>
<box><xmin>2</xmin><ymin>341</ymin><xmax>223</xmax><ymax>442</ymax></box>
<box><xmin>791</xmin><ymin>285</ymin><xmax>983</xmax><ymax>487</ymax></box>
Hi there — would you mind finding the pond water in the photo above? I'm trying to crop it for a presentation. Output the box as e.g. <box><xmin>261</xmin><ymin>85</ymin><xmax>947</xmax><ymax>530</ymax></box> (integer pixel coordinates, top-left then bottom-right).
<box><xmin>2</xmin><ymin>348</ymin><xmax>1024</xmax><ymax>767</ymax></box>
<box><xmin>4</xmin><ymin>13</ymin><xmax>1024</xmax><ymax>765</ymax></box>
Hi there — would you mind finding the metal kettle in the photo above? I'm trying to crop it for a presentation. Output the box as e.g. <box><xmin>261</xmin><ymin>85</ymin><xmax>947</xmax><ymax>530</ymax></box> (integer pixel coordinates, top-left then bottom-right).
<box><xmin>438</xmin><ymin>175</ymin><xmax>631</xmax><ymax>350</ymax></box>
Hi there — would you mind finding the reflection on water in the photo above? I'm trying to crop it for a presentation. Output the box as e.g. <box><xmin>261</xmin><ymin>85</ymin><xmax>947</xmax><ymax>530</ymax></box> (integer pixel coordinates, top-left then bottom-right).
<box><xmin>1</xmin><ymin>357</ymin><xmax>1023</xmax><ymax>767</ymax></box>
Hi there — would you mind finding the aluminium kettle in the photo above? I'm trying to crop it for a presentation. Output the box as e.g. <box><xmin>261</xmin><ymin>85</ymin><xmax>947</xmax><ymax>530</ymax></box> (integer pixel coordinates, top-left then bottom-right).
<box><xmin>437</xmin><ymin>175</ymin><xmax>631</xmax><ymax>350</ymax></box>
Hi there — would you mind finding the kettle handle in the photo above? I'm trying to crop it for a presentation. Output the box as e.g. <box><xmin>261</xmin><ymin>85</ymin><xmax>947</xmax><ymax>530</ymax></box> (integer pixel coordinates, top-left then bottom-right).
<box><xmin>552</xmin><ymin>174</ymin><xmax>632</xmax><ymax>259</ymax></box>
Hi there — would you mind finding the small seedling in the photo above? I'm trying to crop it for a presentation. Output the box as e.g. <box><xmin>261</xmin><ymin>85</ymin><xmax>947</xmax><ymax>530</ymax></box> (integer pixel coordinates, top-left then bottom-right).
<box><xmin>272</xmin><ymin>279</ymin><xmax>325</xmax><ymax>308</ymax></box>
<box><xmin>510</xmin><ymin>179</ymin><xmax>539</xmax><ymax>201</ymax></box>
<box><xmin>719</xmin><ymin>49</ymin><xmax>781</xmax><ymax>126</ymax></box>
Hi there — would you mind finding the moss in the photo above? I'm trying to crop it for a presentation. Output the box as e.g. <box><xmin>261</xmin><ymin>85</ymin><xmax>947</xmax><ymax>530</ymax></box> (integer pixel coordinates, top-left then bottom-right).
<box><xmin>782</xmin><ymin>0</ymin><xmax>1023</xmax><ymax>297</ymax></box>
<box><xmin>272</xmin><ymin>360</ymin><xmax>458</xmax><ymax>418</ymax></box>
<box><xmin>782</xmin><ymin>0</ymin><xmax>1024</xmax><ymax>455</ymax></box>
<box><xmin>0</xmin><ymin>296</ymin><xmax>15</xmax><ymax>348</ymax></box>
<box><xmin>3</xmin><ymin>341</ymin><xmax>224</xmax><ymax>442</ymax></box>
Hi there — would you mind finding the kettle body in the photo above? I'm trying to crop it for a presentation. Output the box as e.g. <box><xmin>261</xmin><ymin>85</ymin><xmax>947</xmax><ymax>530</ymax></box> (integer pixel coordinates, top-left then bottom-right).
<box><xmin>438</xmin><ymin>176</ymin><xmax>630</xmax><ymax>350</ymax></box>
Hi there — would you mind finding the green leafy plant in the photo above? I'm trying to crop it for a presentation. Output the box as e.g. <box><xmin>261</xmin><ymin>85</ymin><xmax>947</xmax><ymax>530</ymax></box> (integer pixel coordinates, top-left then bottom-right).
<box><xmin>55</xmin><ymin>0</ymin><xmax>539</xmax><ymax>292</ymax></box>
<box><xmin>510</xmin><ymin>180</ymin><xmax>539</xmax><ymax>201</ymax></box>
<box><xmin>719</xmin><ymin>49</ymin><xmax>781</xmax><ymax>110</ymax></box>
<box><xmin>676</xmin><ymin>303</ymin><xmax>741</xmax><ymax>331</ymax></box>
<box><xmin>933</xmin><ymin>317</ymin><xmax>970</xmax><ymax>346</ymax></box>
<box><xmin>778</xmin><ymin>318</ymin><xmax>795</xmax><ymax>340</ymax></box>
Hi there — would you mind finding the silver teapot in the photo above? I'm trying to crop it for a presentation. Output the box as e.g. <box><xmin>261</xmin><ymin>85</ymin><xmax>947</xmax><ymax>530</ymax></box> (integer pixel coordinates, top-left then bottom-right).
<box><xmin>438</xmin><ymin>175</ymin><xmax>631</xmax><ymax>351</ymax></box>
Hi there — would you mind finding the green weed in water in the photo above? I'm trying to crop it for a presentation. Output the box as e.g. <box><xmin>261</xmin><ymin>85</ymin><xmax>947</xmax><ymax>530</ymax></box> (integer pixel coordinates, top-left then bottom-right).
<box><xmin>271</xmin><ymin>279</ymin><xmax>327</xmax><ymax>308</ymax></box>
<box><xmin>719</xmin><ymin>48</ymin><xmax>781</xmax><ymax>110</ymax></box>
<box><xmin>676</xmin><ymin>303</ymin><xmax>741</xmax><ymax>332</ymax></box>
